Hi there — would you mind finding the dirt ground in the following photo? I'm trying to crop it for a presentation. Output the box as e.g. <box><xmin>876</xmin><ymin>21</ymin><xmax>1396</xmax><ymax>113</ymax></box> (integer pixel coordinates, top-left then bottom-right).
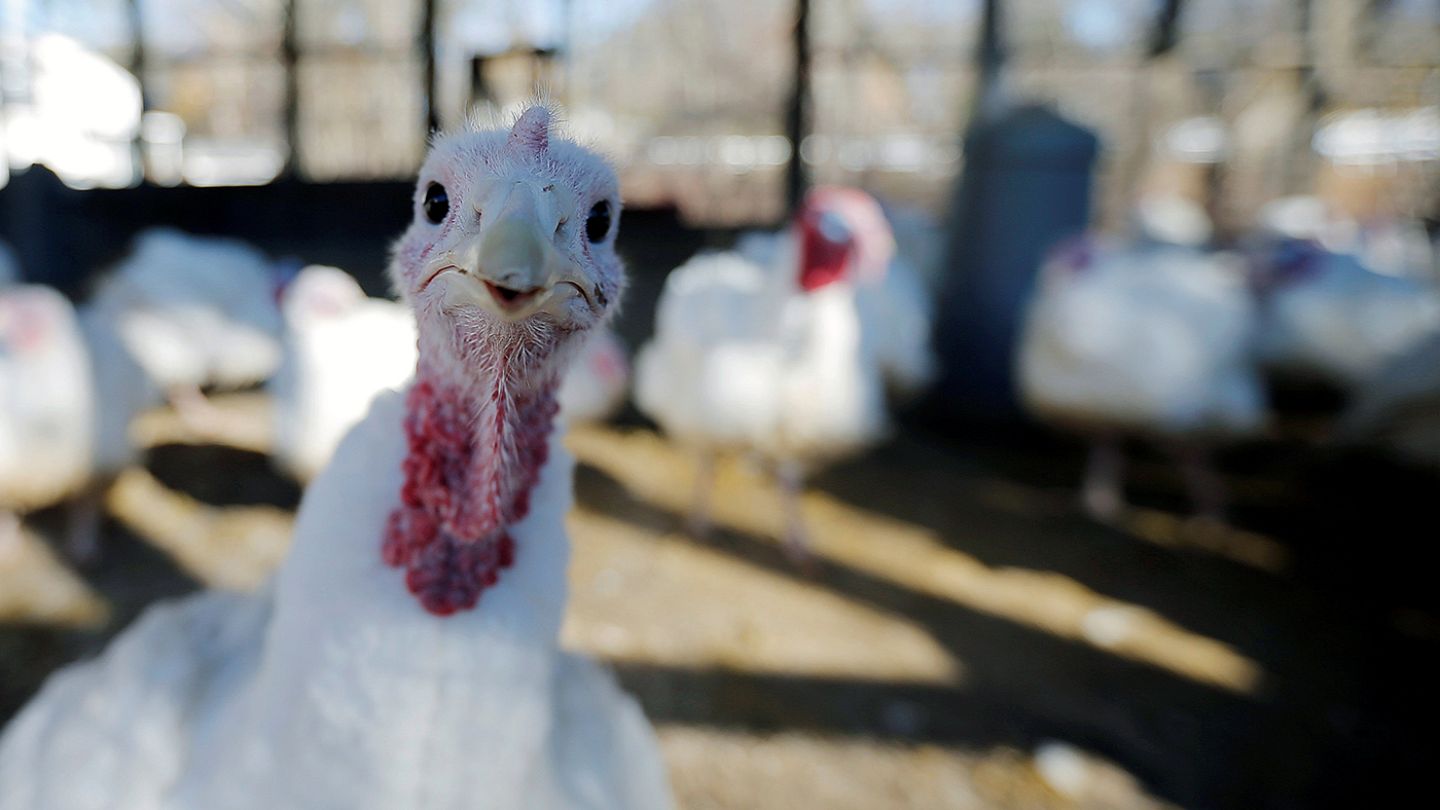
<box><xmin>3</xmin><ymin>392</ymin><xmax>1439</xmax><ymax>809</ymax></box>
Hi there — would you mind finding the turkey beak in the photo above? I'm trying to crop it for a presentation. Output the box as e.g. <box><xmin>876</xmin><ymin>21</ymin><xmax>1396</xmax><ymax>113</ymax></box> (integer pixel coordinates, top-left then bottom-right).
<box><xmin>475</xmin><ymin>191</ymin><xmax>552</xmax><ymax>309</ymax></box>
<box><xmin>470</xmin><ymin>188</ymin><xmax>592</xmax><ymax>320</ymax></box>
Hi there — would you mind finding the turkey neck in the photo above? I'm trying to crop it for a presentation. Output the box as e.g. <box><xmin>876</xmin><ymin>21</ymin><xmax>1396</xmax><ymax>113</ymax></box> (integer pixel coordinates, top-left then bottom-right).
<box><xmin>383</xmin><ymin>322</ymin><xmax>564</xmax><ymax>616</ymax></box>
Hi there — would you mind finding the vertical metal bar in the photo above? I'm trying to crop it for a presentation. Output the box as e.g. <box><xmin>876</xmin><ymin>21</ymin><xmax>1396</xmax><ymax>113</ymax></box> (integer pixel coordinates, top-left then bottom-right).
<box><xmin>1148</xmin><ymin>0</ymin><xmax>1184</xmax><ymax>58</ymax></box>
<box><xmin>422</xmin><ymin>0</ymin><xmax>438</xmax><ymax>135</ymax></box>
<box><xmin>281</xmin><ymin>0</ymin><xmax>300</xmax><ymax>178</ymax></box>
<box><xmin>784</xmin><ymin>0</ymin><xmax>811</xmax><ymax>213</ymax></box>
<box><xmin>1287</xmin><ymin>0</ymin><xmax>1325</xmax><ymax>195</ymax></box>
<box><xmin>1120</xmin><ymin>0</ymin><xmax>1185</xmax><ymax>228</ymax></box>
<box><xmin>126</xmin><ymin>0</ymin><xmax>148</xmax><ymax>183</ymax></box>
<box><xmin>970</xmin><ymin>0</ymin><xmax>1006</xmax><ymax>122</ymax></box>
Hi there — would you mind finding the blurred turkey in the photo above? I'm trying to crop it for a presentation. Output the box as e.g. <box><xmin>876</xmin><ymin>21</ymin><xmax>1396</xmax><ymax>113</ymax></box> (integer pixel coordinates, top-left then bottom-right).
<box><xmin>557</xmin><ymin>327</ymin><xmax>631</xmax><ymax>425</ymax></box>
<box><xmin>0</xmin><ymin>286</ymin><xmax>96</xmax><ymax>556</ymax></box>
<box><xmin>5</xmin><ymin>34</ymin><xmax>140</xmax><ymax>188</ymax></box>
<box><xmin>1017</xmin><ymin>236</ymin><xmax>1266</xmax><ymax>521</ymax></box>
<box><xmin>1249</xmin><ymin>238</ymin><xmax>1440</xmax><ymax>393</ymax></box>
<box><xmin>733</xmin><ymin>196</ymin><xmax>937</xmax><ymax>400</ymax></box>
<box><xmin>270</xmin><ymin>265</ymin><xmax>418</xmax><ymax>481</ymax></box>
<box><xmin>636</xmin><ymin>186</ymin><xmax>934</xmax><ymax>565</ymax></box>
<box><xmin>272</xmin><ymin>265</ymin><xmax>628</xmax><ymax>481</ymax></box>
<box><xmin>82</xmin><ymin>228</ymin><xmax>290</xmax><ymax>430</ymax></box>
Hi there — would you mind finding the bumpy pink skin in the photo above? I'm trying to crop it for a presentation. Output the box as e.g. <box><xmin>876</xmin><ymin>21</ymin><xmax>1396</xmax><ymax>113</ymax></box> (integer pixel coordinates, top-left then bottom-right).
<box><xmin>382</xmin><ymin>374</ymin><xmax>558</xmax><ymax>616</ymax></box>
<box><xmin>381</xmin><ymin>107</ymin><xmax>623</xmax><ymax>617</ymax></box>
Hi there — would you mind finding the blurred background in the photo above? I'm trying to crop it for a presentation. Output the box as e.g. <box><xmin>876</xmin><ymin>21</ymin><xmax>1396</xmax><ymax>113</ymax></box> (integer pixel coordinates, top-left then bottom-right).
<box><xmin>2</xmin><ymin>1</ymin><xmax>1439</xmax><ymax>808</ymax></box>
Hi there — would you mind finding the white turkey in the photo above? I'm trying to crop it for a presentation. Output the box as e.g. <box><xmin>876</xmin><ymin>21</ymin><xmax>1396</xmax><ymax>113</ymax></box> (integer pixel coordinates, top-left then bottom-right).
<box><xmin>733</xmin><ymin>198</ymin><xmax>937</xmax><ymax>401</ymax></box>
<box><xmin>270</xmin><ymin>265</ymin><xmax>628</xmax><ymax>481</ymax></box>
<box><xmin>557</xmin><ymin>326</ymin><xmax>631</xmax><ymax>424</ymax></box>
<box><xmin>5</xmin><ymin>34</ymin><xmax>141</xmax><ymax>188</ymax></box>
<box><xmin>0</xmin><ymin>105</ymin><xmax>671</xmax><ymax>810</ymax></box>
<box><xmin>1016</xmin><ymin>236</ymin><xmax>1267</xmax><ymax>521</ymax></box>
<box><xmin>82</xmin><ymin>227</ymin><xmax>290</xmax><ymax>430</ymax></box>
<box><xmin>270</xmin><ymin>264</ymin><xmax>419</xmax><ymax>481</ymax></box>
<box><xmin>635</xmin><ymin>186</ymin><xmax>933</xmax><ymax>566</ymax></box>
<box><xmin>1249</xmin><ymin>238</ymin><xmax>1440</xmax><ymax>392</ymax></box>
<box><xmin>0</xmin><ymin>285</ymin><xmax>96</xmax><ymax>558</ymax></box>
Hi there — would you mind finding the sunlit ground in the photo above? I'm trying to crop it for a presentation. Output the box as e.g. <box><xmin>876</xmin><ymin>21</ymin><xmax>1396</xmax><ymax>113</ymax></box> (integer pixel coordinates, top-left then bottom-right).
<box><xmin>3</xmin><ymin>392</ymin><xmax>1437</xmax><ymax>808</ymax></box>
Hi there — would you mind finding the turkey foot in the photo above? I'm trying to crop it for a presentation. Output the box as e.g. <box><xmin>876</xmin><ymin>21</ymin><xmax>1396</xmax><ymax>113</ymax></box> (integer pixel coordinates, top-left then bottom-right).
<box><xmin>1172</xmin><ymin>442</ymin><xmax>1228</xmax><ymax>524</ymax></box>
<box><xmin>64</xmin><ymin>479</ymin><xmax>107</xmax><ymax>565</ymax></box>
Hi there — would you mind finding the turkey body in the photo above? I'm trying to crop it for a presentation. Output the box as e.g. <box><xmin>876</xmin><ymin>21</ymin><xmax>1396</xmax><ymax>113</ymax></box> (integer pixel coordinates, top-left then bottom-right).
<box><xmin>1255</xmin><ymin>247</ymin><xmax>1440</xmax><ymax>391</ymax></box>
<box><xmin>0</xmin><ymin>387</ymin><xmax>671</xmax><ymax>810</ymax></box>
<box><xmin>84</xmin><ymin>228</ymin><xmax>286</xmax><ymax>397</ymax></box>
<box><xmin>1018</xmin><ymin>241</ymin><xmax>1266</xmax><ymax>439</ymax></box>
<box><xmin>636</xmin><ymin>250</ymin><xmax>888</xmax><ymax>466</ymax></box>
<box><xmin>732</xmin><ymin>222</ymin><xmax>936</xmax><ymax>402</ymax></box>
<box><xmin>0</xmin><ymin>286</ymin><xmax>96</xmax><ymax>514</ymax></box>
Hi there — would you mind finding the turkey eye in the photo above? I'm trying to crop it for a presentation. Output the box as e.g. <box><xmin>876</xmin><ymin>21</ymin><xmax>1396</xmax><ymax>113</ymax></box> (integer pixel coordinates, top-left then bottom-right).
<box><xmin>585</xmin><ymin>201</ymin><xmax>611</xmax><ymax>243</ymax></box>
<box><xmin>422</xmin><ymin>182</ymin><xmax>449</xmax><ymax>224</ymax></box>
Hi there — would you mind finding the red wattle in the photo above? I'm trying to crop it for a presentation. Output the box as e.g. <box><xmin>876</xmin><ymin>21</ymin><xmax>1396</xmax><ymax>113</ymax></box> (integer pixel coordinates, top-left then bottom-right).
<box><xmin>383</xmin><ymin>377</ymin><xmax>557</xmax><ymax>615</ymax></box>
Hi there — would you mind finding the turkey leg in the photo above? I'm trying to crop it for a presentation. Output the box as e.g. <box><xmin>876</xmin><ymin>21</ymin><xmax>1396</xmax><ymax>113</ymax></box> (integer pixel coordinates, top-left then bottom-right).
<box><xmin>776</xmin><ymin>460</ymin><xmax>818</xmax><ymax>575</ymax></box>
<box><xmin>686</xmin><ymin>448</ymin><xmax>716</xmax><ymax>539</ymax></box>
<box><xmin>1082</xmin><ymin>433</ymin><xmax>1126</xmax><ymax>523</ymax></box>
